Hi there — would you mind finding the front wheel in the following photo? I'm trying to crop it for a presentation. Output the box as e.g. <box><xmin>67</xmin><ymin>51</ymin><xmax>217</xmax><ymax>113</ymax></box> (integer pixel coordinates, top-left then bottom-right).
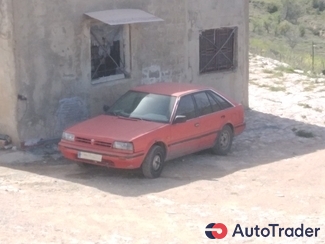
<box><xmin>142</xmin><ymin>145</ymin><xmax>165</xmax><ymax>178</ymax></box>
<box><xmin>212</xmin><ymin>125</ymin><xmax>233</xmax><ymax>155</ymax></box>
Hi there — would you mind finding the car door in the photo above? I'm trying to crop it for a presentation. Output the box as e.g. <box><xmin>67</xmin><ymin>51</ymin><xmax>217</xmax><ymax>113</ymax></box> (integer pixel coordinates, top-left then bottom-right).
<box><xmin>167</xmin><ymin>94</ymin><xmax>201</xmax><ymax>160</ymax></box>
<box><xmin>208</xmin><ymin>90</ymin><xmax>235</xmax><ymax>125</ymax></box>
<box><xmin>192</xmin><ymin>91</ymin><xmax>225</xmax><ymax>149</ymax></box>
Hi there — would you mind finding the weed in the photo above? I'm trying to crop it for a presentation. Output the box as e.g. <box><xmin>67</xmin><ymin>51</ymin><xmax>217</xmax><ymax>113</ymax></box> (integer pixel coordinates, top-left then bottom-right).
<box><xmin>275</xmin><ymin>65</ymin><xmax>295</xmax><ymax>73</ymax></box>
<box><xmin>268</xmin><ymin>86</ymin><xmax>286</xmax><ymax>92</ymax></box>
<box><xmin>314</xmin><ymin>107</ymin><xmax>323</xmax><ymax>112</ymax></box>
<box><xmin>250</xmin><ymin>80</ymin><xmax>270</xmax><ymax>88</ymax></box>
<box><xmin>263</xmin><ymin>69</ymin><xmax>274</xmax><ymax>74</ymax></box>
<box><xmin>269</xmin><ymin>72</ymin><xmax>284</xmax><ymax>78</ymax></box>
<box><xmin>298</xmin><ymin>103</ymin><xmax>312</xmax><ymax>109</ymax></box>
<box><xmin>249</xmin><ymin>80</ymin><xmax>260</xmax><ymax>86</ymax></box>
<box><xmin>304</xmin><ymin>85</ymin><xmax>316</xmax><ymax>91</ymax></box>
<box><xmin>273</xmin><ymin>79</ymin><xmax>284</xmax><ymax>85</ymax></box>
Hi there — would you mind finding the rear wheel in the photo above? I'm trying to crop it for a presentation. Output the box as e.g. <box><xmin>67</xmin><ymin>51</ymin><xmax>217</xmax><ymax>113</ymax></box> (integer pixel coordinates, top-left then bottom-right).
<box><xmin>212</xmin><ymin>125</ymin><xmax>233</xmax><ymax>155</ymax></box>
<box><xmin>142</xmin><ymin>145</ymin><xmax>165</xmax><ymax>178</ymax></box>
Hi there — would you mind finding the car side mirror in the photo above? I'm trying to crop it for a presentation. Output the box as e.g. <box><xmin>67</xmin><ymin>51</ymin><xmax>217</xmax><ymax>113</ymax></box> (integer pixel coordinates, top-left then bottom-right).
<box><xmin>103</xmin><ymin>105</ymin><xmax>110</xmax><ymax>113</ymax></box>
<box><xmin>173</xmin><ymin>115</ymin><xmax>187</xmax><ymax>124</ymax></box>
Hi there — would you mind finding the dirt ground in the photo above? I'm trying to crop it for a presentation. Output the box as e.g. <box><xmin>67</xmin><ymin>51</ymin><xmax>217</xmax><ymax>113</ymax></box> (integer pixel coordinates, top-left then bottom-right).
<box><xmin>0</xmin><ymin>137</ymin><xmax>324</xmax><ymax>243</ymax></box>
<box><xmin>1</xmin><ymin>54</ymin><xmax>325</xmax><ymax>243</ymax></box>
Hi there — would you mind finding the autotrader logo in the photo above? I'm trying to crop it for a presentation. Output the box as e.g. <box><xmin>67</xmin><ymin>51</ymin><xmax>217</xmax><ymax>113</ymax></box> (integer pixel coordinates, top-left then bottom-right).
<box><xmin>205</xmin><ymin>223</ymin><xmax>228</xmax><ymax>239</ymax></box>
<box><xmin>205</xmin><ymin>223</ymin><xmax>320</xmax><ymax>240</ymax></box>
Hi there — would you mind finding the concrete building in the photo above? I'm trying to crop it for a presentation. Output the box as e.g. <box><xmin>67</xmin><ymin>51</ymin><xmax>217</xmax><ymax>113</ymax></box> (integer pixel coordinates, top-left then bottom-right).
<box><xmin>0</xmin><ymin>0</ymin><xmax>249</xmax><ymax>146</ymax></box>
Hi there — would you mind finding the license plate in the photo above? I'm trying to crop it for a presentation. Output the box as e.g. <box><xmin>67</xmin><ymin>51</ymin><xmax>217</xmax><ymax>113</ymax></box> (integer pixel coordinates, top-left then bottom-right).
<box><xmin>77</xmin><ymin>151</ymin><xmax>102</xmax><ymax>162</ymax></box>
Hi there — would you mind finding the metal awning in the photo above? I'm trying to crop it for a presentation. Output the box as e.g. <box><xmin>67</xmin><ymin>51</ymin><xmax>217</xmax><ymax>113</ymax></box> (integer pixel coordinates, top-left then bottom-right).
<box><xmin>85</xmin><ymin>9</ymin><xmax>164</xmax><ymax>25</ymax></box>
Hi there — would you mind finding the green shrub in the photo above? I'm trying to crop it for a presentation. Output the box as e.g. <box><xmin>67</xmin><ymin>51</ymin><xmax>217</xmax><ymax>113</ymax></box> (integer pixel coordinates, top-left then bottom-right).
<box><xmin>319</xmin><ymin>1</ymin><xmax>325</xmax><ymax>11</ymax></box>
<box><xmin>299</xmin><ymin>26</ymin><xmax>306</xmax><ymax>37</ymax></box>
<box><xmin>311</xmin><ymin>27</ymin><xmax>321</xmax><ymax>36</ymax></box>
<box><xmin>267</xmin><ymin>3</ymin><xmax>279</xmax><ymax>14</ymax></box>
<box><xmin>278</xmin><ymin>20</ymin><xmax>292</xmax><ymax>35</ymax></box>
<box><xmin>313</xmin><ymin>0</ymin><xmax>319</xmax><ymax>8</ymax></box>
<box><xmin>312</xmin><ymin>0</ymin><xmax>325</xmax><ymax>11</ymax></box>
<box><xmin>264</xmin><ymin>19</ymin><xmax>272</xmax><ymax>33</ymax></box>
<box><xmin>282</xmin><ymin>0</ymin><xmax>302</xmax><ymax>24</ymax></box>
<box><xmin>252</xmin><ymin>19</ymin><xmax>264</xmax><ymax>34</ymax></box>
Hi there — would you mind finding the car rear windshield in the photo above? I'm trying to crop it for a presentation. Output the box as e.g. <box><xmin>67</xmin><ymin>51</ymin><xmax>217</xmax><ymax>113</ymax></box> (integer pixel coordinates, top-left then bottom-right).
<box><xmin>107</xmin><ymin>91</ymin><xmax>176</xmax><ymax>123</ymax></box>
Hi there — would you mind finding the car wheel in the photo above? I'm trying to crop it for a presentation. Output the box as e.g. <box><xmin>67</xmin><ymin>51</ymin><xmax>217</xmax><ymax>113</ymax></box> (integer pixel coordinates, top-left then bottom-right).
<box><xmin>142</xmin><ymin>145</ymin><xmax>165</xmax><ymax>179</ymax></box>
<box><xmin>212</xmin><ymin>125</ymin><xmax>233</xmax><ymax>155</ymax></box>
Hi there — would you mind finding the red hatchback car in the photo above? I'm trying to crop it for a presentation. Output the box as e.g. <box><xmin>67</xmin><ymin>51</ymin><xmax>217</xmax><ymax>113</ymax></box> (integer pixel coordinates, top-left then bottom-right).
<box><xmin>59</xmin><ymin>82</ymin><xmax>245</xmax><ymax>178</ymax></box>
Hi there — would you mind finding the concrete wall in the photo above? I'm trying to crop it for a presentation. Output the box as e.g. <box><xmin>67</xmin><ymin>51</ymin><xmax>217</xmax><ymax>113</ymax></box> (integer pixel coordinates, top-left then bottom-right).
<box><xmin>12</xmin><ymin>0</ymin><xmax>187</xmax><ymax>143</ymax></box>
<box><xmin>0</xmin><ymin>0</ymin><xmax>19</xmax><ymax>144</ymax></box>
<box><xmin>187</xmin><ymin>0</ymin><xmax>249</xmax><ymax>107</ymax></box>
<box><xmin>8</xmin><ymin>0</ymin><xmax>248</xmax><ymax>145</ymax></box>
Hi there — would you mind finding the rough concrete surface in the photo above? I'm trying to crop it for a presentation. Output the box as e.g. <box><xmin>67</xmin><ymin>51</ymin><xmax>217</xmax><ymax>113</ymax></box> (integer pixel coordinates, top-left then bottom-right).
<box><xmin>0</xmin><ymin>55</ymin><xmax>324</xmax><ymax>243</ymax></box>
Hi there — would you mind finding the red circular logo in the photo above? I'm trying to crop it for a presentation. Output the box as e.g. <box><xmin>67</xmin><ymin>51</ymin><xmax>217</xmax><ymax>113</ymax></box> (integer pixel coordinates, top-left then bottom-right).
<box><xmin>205</xmin><ymin>223</ymin><xmax>228</xmax><ymax>239</ymax></box>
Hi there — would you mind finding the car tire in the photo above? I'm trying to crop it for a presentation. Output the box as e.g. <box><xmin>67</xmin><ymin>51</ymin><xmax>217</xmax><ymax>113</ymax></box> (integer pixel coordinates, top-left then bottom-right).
<box><xmin>212</xmin><ymin>125</ymin><xmax>233</xmax><ymax>156</ymax></box>
<box><xmin>142</xmin><ymin>145</ymin><xmax>165</xmax><ymax>179</ymax></box>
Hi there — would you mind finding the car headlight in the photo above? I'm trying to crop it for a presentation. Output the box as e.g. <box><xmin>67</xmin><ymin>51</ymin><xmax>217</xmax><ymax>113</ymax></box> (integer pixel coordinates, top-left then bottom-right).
<box><xmin>113</xmin><ymin>141</ymin><xmax>134</xmax><ymax>151</ymax></box>
<box><xmin>62</xmin><ymin>132</ymin><xmax>75</xmax><ymax>141</ymax></box>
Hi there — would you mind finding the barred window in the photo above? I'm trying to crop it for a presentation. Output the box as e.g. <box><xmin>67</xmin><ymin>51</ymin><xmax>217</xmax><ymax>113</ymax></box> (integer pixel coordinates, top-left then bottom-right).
<box><xmin>90</xmin><ymin>23</ymin><xmax>130</xmax><ymax>84</ymax></box>
<box><xmin>199</xmin><ymin>27</ymin><xmax>237</xmax><ymax>74</ymax></box>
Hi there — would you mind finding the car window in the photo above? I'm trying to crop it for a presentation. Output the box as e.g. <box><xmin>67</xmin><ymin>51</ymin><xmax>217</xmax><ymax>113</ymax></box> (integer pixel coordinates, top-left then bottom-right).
<box><xmin>207</xmin><ymin>92</ymin><xmax>222</xmax><ymax>112</ymax></box>
<box><xmin>193</xmin><ymin>92</ymin><xmax>213</xmax><ymax>116</ymax></box>
<box><xmin>176</xmin><ymin>95</ymin><xmax>196</xmax><ymax>120</ymax></box>
<box><xmin>208</xmin><ymin>91</ymin><xmax>233</xmax><ymax>110</ymax></box>
<box><xmin>107</xmin><ymin>91</ymin><xmax>176</xmax><ymax>123</ymax></box>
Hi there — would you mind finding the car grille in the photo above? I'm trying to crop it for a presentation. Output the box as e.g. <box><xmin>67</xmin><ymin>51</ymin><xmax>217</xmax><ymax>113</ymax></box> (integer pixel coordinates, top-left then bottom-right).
<box><xmin>75</xmin><ymin>137</ymin><xmax>91</xmax><ymax>144</ymax></box>
<box><xmin>94</xmin><ymin>141</ymin><xmax>112</xmax><ymax>148</ymax></box>
<box><xmin>75</xmin><ymin>137</ymin><xmax>112</xmax><ymax>148</ymax></box>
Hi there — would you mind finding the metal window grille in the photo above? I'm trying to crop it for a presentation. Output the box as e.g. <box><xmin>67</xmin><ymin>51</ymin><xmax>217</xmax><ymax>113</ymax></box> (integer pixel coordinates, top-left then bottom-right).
<box><xmin>199</xmin><ymin>27</ymin><xmax>236</xmax><ymax>74</ymax></box>
<box><xmin>90</xmin><ymin>25</ymin><xmax>127</xmax><ymax>80</ymax></box>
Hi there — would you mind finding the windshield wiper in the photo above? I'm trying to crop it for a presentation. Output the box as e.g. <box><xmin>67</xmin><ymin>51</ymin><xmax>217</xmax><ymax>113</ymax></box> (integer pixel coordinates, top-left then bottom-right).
<box><xmin>129</xmin><ymin>116</ymin><xmax>154</xmax><ymax>122</ymax></box>
<box><xmin>107</xmin><ymin>110</ymin><xmax>129</xmax><ymax>117</ymax></box>
<box><xmin>115</xmin><ymin>116</ymin><xmax>139</xmax><ymax>121</ymax></box>
<box><xmin>129</xmin><ymin>116</ymin><xmax>144</xmax><ymax>121</ymax></box>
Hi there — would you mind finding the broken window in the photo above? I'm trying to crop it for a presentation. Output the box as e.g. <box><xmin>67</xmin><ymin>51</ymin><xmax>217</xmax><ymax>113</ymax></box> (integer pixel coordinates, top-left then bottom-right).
<box><xmin>90</xmin><ymin>24</ymin><xmax>129</xmax><ymax>83</ymax></box>
<box><xmin>199</xmin><ymin>27</ymin><xmax>237</xmax><ymax>74</ymax></box>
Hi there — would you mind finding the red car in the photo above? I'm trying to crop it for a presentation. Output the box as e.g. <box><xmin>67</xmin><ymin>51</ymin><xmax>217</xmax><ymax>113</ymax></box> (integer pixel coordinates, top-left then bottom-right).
<box><xmin>58</xmin><ymin>82</ymin><xmax>245</xmax><ymax>178</ymax></box>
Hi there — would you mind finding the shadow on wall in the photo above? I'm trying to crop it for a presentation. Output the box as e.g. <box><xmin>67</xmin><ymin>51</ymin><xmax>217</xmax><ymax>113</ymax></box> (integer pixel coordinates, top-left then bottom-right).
<box><xmin>20</xmin><ymin>97</ymin><xmax>90</xmax><ymax>148</ymax></box>
<box><xmin>2</xmin><ymin>109</ymin><xmax>325</xmax><ymax>197</ymax></box>
<box><xmin>55</xmin><ymin>97</ymin><xmax>89</xmax><ymax>136</ymax></box>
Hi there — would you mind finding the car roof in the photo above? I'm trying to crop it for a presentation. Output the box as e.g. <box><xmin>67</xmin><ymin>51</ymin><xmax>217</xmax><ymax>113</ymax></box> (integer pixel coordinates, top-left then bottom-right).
<box><xmin>131</xmin><ymin>82</ymin><xmax>209</xmax><ymax>97</ymax></box>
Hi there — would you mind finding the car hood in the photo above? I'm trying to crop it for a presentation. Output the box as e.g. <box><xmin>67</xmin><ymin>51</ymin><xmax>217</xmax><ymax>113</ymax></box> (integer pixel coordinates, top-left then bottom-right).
<box><xmin>66</xmin><ymin>115</ymin><xmax>166</xmax><ymax>141</ymax></box>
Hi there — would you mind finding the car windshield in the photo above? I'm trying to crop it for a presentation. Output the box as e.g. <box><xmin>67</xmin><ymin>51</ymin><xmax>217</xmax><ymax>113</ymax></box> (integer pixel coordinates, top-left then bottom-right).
<box><xmin>107</xmin><ymin>91</ymin><xmax>176</xmax><ymax>123</ymax></box>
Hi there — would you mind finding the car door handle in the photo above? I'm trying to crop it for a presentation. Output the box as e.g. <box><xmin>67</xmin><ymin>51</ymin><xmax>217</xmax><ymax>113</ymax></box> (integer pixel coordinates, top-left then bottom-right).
<box><xmin>195</xmin><ymin>123</ymin><xmax>200</xmax><ymax>127</ymax></box>
<box><xmin>221</xmin><ymin>115</ymin><xmax>226</xmax><ymax>119</ymax></box>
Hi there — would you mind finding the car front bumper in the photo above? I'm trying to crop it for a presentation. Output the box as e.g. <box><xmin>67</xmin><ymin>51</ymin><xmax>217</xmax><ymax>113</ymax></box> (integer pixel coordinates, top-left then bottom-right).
<box><xmin>58</xmin><ymin>142</ymin><xmax>146</xmax><ymax>169</ymax></box>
